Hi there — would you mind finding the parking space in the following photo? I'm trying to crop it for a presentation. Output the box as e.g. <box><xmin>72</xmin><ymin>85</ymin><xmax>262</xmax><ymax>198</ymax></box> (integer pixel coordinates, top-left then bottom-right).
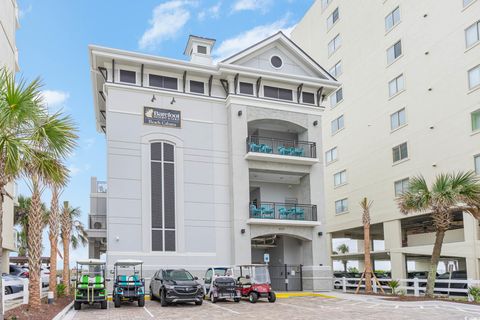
<box><xmin>67</xmin><ymin>295</ymin><xmax>480</xmax><ymax>320</ymax></box>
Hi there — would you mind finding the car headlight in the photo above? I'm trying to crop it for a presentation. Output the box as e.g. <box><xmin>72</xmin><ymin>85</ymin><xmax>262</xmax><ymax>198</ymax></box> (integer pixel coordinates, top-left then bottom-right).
<box><xmin>165</xmin><ymin>284</ymin><xmax>175</xmax><ymax>290</ymax></box>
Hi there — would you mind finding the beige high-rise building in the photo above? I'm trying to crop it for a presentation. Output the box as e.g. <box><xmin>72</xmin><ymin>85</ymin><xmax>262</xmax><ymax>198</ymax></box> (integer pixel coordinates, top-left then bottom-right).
<box><xmin>0</xmin><ymin>0</ymin><xmax>20</xmax><ymax>273</ymax></box>
<box><xmin>292</xmin><ymin>0</ymin><xmax>480</xmax><ymax>280</ymax></box>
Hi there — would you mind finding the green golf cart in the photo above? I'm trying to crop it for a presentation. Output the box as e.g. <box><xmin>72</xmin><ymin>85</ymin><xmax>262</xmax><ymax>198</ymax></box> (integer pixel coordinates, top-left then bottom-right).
<box><xmin>73</xmin><ymin>259</ymin><xmax>108</xmax><ymax>310</ymax></box>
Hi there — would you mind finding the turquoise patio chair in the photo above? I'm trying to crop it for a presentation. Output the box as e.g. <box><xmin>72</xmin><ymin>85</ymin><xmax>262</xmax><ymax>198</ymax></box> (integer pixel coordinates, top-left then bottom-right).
<box><xmin>261</xmin><ymin>206</ymin><xmax>274</xmax><ymax>219</ymax></box>
<box><xmin>260</xmin><ymin>144</ymin><xmax>273</xmax><ymax>153</ymax></box>
<box><xmin>250</xmin><ymin>205</ymin><xmax>262</xmax><ymax>218</ymax></box>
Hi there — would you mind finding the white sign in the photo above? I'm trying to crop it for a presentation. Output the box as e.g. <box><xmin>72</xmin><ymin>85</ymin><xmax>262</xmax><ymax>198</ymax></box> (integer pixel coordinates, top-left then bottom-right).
<box><xmin>263</xmin><ymin>253</ymin><xmax>270</xmax><ymax>263</ymax></box>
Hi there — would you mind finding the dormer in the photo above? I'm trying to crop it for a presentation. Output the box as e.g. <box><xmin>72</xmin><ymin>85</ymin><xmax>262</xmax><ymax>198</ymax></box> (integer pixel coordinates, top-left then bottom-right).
<box><xmin>184</xmin><ymin>35</ymin><xmax>216</xmax><ymax>66</ymax></box>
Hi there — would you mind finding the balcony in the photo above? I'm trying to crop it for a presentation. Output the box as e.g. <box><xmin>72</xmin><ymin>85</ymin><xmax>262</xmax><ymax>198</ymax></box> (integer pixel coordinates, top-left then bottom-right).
<box><xmin>245</xmin><ymin>136</ymin><xmax>318</xmax><ymax>165</ymax></box>
<box><xmin>89</xmin><ymin>215</ymin><xmax>106</xmax><ymax>229</ymax></box>
<box><xmin>96</xmin><ymin>181</ymin><xmax>107</xmax><ymax>193</ymax></box>
<box><xmin>248</xmin><ymin>202</ymin><xmax>319</xmax><ymax>227</ymax></box>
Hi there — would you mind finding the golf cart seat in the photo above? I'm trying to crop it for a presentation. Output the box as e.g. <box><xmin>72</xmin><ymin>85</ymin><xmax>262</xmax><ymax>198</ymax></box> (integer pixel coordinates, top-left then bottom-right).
<box><xmin>117</xmin><ymin>275</ymin><xmax>142</xmax><ymax>286</ymax></box>
<box><xmin>237</xmin><ymin>276</ymin><xmax>251</xmax><ymax>286</ymax></box>
<box><xmin>77</xmin><ymin>275</ymin><xmax>105</xmax><ymax>289</ymax></box>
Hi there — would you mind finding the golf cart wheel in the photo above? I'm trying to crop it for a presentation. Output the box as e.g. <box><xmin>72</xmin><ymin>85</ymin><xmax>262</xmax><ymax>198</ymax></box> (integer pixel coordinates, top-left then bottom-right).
<box><xmin>210</xmin><ymin>293</ymin><xmax>217</xmax><ymax>303</ymax></box>
<box><xmin>268</xmin><ymin>292</ymin><xmax>276</xmax><ymax>303</ymax></box>
<box><xmin>138</xmin><ymin>296</ymin><xmax>145</xmax><ymax>307</ymax></box>
<box><xmin>234</xmin><ymin>298</ymin><xmax>240</xmax><ymax>303</ymax></box>
<box><xmin>74</xmin><ymin>301</ymin><xmax>81</xmax><ymax>310</ymax></box>
<box><xmin>249</xmin><ymin>292</ymin><xmax>258</xmax><ymax>303</ymax></box>
<box><xmin>160</xmin><ymin>290</ymin><xmax>168</xmax><ymax>307</ymax></box>
<box><xmin>195</xmin><ymin>299</ymin><xmax>203</xmax><ymax>306</ymax></box>
<box><xmin>114</xmin><ymin>295</ymin><xmax>121</xmax><ymax>308</ymax></box>
<box><xmin>101</xmin><ymin>300</ymin><xmax>108</xmax><ymax>309</ymax></box>
<box><xmin>4</xmin><ymin>286</ymin><xmax>12</xmax><ymax>295</ymax></box>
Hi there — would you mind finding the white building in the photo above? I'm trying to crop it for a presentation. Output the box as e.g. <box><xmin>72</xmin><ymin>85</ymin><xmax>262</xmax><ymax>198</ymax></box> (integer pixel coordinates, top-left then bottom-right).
<box><xmin>89</xmin><ymin>33</ymin><xmax>340</xmax><ymax>290</ymax></box>
<box><xmin>86</xmin><ymin>177</ymin><xmax>107</xmax><ymax>259</ymax></box>
<box><xmin>0</xmin><ymin>0</ymin><xmax>20</xmax><ymax>273</ymax></box>
<box><xmin>292</xmin><ymin>0</ymin><xmax>480</xmax><ymax>279</ymax></box>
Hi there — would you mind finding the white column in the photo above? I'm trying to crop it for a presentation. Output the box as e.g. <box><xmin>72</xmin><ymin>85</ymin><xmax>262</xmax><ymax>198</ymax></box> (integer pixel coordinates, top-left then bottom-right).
<box><xmin>384</xmin><ymin>220</ymin><xmax>406</xmax><ymax>279</ymax></box>
<box><xmin>463</xmin><ymin>212</ymin><xmax>480</xmax><ymax>279</ymax></box>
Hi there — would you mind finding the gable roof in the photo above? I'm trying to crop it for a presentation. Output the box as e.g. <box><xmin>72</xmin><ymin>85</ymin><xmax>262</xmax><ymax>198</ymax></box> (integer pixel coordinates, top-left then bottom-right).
<box><xmin>221</xmin><ymin>31</ymin><xmax>336</xmax><ymax>81</ymax></box>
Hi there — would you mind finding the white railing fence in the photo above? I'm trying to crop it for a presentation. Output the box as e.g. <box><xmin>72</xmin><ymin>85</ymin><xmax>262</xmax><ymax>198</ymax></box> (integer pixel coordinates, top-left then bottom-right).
<box><xmin>2</xmin><ymin>278</ymin><xmax>50</xmax><ymax>314</ymax></box>
<box><xmin>333</xmin><ymin>277</ymin><xmax>480</xmax><ymax>301</ymax></box>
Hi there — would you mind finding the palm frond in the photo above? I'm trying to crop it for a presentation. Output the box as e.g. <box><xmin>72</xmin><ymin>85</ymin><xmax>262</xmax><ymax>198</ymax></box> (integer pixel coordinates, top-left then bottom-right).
<box><xmin>397</xmin><ymin>175</ymin><xmax>431</xmax><ymax>214</ymax></box>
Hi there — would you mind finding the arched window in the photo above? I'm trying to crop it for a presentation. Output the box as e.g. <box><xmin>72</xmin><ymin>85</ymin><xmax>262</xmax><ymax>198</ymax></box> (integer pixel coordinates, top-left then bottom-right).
<box><xmin>151</xmin><ymin>142</ymin><xmax>176</xmax><ymax>251</ymax></box>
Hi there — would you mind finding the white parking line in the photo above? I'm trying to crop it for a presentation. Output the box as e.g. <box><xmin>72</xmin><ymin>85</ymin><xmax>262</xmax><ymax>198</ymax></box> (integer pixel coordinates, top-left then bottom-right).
<box><xmin>143</xmin><ymin>306</ymin><xmax>154</xmax><ymax>318</ymax></box>
<box><xmin>207</xmin><ymin>302</ymin><xmax>241</xmax><ymax>315</ymax></box>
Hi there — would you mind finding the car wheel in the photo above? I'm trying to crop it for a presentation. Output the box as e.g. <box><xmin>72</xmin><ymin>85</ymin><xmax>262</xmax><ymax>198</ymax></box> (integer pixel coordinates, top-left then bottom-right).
<box><xmin>249</xmin><ymin>292</ymin><xmax>258</xmax><ymax>303</ymax></box>
<box><xmin>195</xmin><ymin>299</ymin><xmax>203</xmax><ymax>306</ymax></box>
<box><xmin>138</xmin><ymin>296</ymin><xmax>145</xmax><ymax>307</ymax></box>
<box><xmin>234</xmin><ymin>298</ymin><xmax>240</xmax><ymax>303</ymax></box>
<box><xmin>114</xmin><ymin>294</ymin><xmax>121</xmax><ymax>308</ymax></box>
<box><xmin>4</xmin><ymin>286</ymin><xmax>12</xmax><ymax>295</ymax></box>
<box><xmin>210</xmin><ymin>293</ymin><xmax>217</xmax><ymax>303</ymax></box>
<box><xmin>268</xmin><ymin>292</ymin><xmax>276</xmax><ymax>303</ymax></box>
<box><xmin>74</xmin><ymin>301</ymin><xmax>81</xmax><ymax>310</ymax></box>
<box><xmin>101</xmin><ymin>300</ymin><xmax>108</xmax><ymax>309</ymax></box>
<box><xmin>161</xmin><ymin>290</ymin><xmax>168</xmax><ymax>307</ymax></box>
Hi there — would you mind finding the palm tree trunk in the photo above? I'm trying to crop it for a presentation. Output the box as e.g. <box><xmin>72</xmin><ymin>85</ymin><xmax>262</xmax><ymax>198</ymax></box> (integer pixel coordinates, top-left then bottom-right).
<box><xmin>425</xmin><ymin>229</ymin><xmax>445</xmax><ymax>297</ymax></box>
<box><xmin>61</xmin><ymin>201</ymin><xmax>71</xmax><ymax>296</ymax></box>
<box><xmin>0</xmin><ymin>178</ymin><xmax>5</xmax><ymax>317</ymax></box>
<box><xmin>343</xmin><ymin>261</ymin><xmax>347</xmax><ymax>272</ymax></box>
<box><xmin>27</xmin><ymin>179</ymin><xmax>43</xmax><ymax>309</ymax></box>
<box><xmin>364</xmin><ymin>224</ymin><xmax>373</xmax><ymax>293</ymax></box>
<box><xmin>49</xmin><ymin>186</ymin><xmax>60</xmax><ymax>297</ymax></box>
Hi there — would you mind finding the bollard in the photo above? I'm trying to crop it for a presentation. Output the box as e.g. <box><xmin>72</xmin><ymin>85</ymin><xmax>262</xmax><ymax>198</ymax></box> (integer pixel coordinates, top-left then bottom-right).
<box><xmin>48</xmin><ymin>291</ymin><xmax>54</xmax><ymax>304</ymax></box>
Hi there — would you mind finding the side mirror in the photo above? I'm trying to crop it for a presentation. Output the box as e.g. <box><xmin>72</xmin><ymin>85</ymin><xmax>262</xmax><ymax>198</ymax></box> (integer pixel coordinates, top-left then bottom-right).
<box><xmin>194</xmin><ymin>276</ymin><xmax>198</xmax><ymax>280</ymax></box>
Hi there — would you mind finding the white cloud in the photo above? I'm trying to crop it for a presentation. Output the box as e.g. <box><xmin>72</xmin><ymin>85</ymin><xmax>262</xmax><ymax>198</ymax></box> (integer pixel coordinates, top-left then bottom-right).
<box><xmin>214</xmin><ymin>17</ymin><xmax>296</xmax><ymax>61</ymax></box>
<box><xmin>198</xmin><ymin>2</ymin><xmax>222</xmax><ymax>21</ymax></box>
<box><xmin>232</xmin><ymin>0</ymin><xmax>272</xmax><ymax>13</ymax></box>
<box><xmin>41</xmin><ymin>90</ymin><xmax>70</xmax><ymax>113</ymax></box>
<box><xmin>68</xmin><ymin>164</ymin><xmax>80</xmax><ymax>176</ymax></box>
<box><xmin>18</xmin><ymin>4</ymin><xmax>32</xmax><ymax>19</ymax></box>
<box><xmin>139</xmin><ymin>1</ymin><xmax>195</xmax><ymax>50</ymax></box>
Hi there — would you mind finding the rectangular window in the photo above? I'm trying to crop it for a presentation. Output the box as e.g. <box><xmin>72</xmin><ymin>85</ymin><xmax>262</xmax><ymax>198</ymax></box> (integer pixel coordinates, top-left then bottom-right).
<box><xmin>119</xmin><ymin>69</ymin><xmax>136</xmax><ymax>84</ymax></box>
<box><xmin>475</xmin><ymin>154</ymin><xmax>480</xmax><ymax>174</ymax></box>
<box><xmin>334</xmin><ymin>170</ymin><xmax>347</xmax><ymax>187</ymax></box>
<box><xmin>197</xmin><ymin>45</ymin><xmax>207</xmax><ymax>54</ymax></box>
<box><xmin>394</xmin><ymin>178</ymin><xmax>410</xmax><ymax>197</ymax></box>
<box><xmin>330</xmin><ymin>88</ymin><xmax>343</xmax><ymax>106</ymax></box>
<box><xmin>329</xmin><ymin>61</ymin><xmax>342</xmax><ymax>77</ymax></box>
<box><xmin>263</xmin><ymin>85</ymin><xmax>293</xmax><ymax>101</ymax></box>
<box><xmin>464</xmin><ymin>0</ymin><xmax>475</xmax><ymax>7</ymax></box>
<box><xmin>327</xmin><ymin>7</ymin><xmax>340</xmax><ymax>29</ymax></box>
<box><xmin>391</xmin><ymin>108</ymin><xmax>406</xmax><ymax>130</ymax></box>
<box><xmin>325</xmin><ymin>147</ymin><xmax>338</xmax><ymax>164</ymax></box>
<box><xmin>302</xmin><ymin>92</ymin><xmax>315</xmax><ymax>104</ymax></box>
<box><xmin>387</xmin><ymin>40</ymin><xmax>402</xmax><ymax>64</ymax></box>
<box><xmin>149</xmin><ymin>74</ymin><xmax>178</xmax><ymax>90</ymax></box>
<box><xmin>328</xmin><ymin>34</ymin><xmax>342</xmax><ymax>56</ymax></box>
<box><xmin>465</xmin><ymin>21</ymin><xmax>480</xmax><ymax>48</ymax></box>
<box><xmin>469</xmin><ymin>65</ymin><xmax>480</xmax><ymax>90</ymax></box>
<box><xmin>472</xmin><ymin>109</ymin><xmax>480</xmax><ymax>131</ymax></box>
<box><xmin>190</xmin><ymin>80</ymin><xmax>205</xmax><ymax>94</ymax></box>
<box><xmin>385</xmin><ymin>7</ymin><xmax>401</xmax><ymax>31</ymax></box>
<box><xmin>335</xmin><ymin>198</ymin><xmax>348</xmax><ymax>214</ymax></box>
<box><xmin>331</xmin><ymin>115</ymin><xmax>345</xmax><ymax>134</ymax></box>
<box><xmin>239</xmin><ymin>82</ymin><xmax>254</xmax><ymax>95</ymax></box>
<box><xmin>392</xmin><ymin>142</ymin><xmax>408</xmax><ymax>163</ymax></box>
<box><xmin>389</xmin><ymin>74</ymin><xmax>405</xmax><ymax>97</ymax></box>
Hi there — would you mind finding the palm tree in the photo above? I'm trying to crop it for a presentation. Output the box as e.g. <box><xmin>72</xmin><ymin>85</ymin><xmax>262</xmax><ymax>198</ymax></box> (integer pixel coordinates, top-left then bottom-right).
<box><xmin>60</xmin><ymin>202</ymin><xmax>87</xmax><ymax>295</ymax></box>
<box><xmin>48</xmin><ymin>184</ymin><xmax>62</xmax><ymax>297</ymax></box>
<box><xmin>360</xmin><ymin>197</ymin><xmax>374</xmax><ymax>293</ymax></box>
<box><xmin>397</xmin><ymin>172</ymin><xmax>480</xmax><ymax>297</ymax></box>
<box><xmin>14</xmin><ymin>195</ymin><xmax>48</xmax><ymax>256</ymax></box>
<box><xmin>337</xmin><ymin>244</ymin><xmax>350</xmax><ymax>272</ymax></box>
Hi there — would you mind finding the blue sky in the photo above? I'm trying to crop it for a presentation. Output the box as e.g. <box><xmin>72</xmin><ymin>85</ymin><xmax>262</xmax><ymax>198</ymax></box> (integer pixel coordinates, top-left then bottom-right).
<box><xmin>15</xmin><ymin>0</ymin><xmax>314</xmax><ymax>264</ymax></box>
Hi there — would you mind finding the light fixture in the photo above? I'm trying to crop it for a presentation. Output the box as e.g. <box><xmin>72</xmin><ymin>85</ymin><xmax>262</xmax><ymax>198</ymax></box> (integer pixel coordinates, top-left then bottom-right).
<box><xmin>241</xmin><ymin>229</ymin><xmax>246</xmax><ymax>234</ymax></box>
<box><xmin>428</xmin><ymin>88</ymin><xmax>432</xmax><ymax>91</ymax></box>
<box><xmin>115</xmin><ymin>236</ymin><xmax>120</xmax><ymax>242</ymax></box>
<box><xmin>170</xmin><ymin>97</ymin><xmax>176</xmax><ymax>105</ymax></box>
<box><xmin>313</xmin><ymin>120</ymin><xmax>318</xmax><ymax>126</ymax></box>
<box><xmin>318</xmin><ymin>232</ymin><xmax>323</xmax><ymax>237</ymax></box>
<box><xmin>151</xmin><ymin>94</ymin><xmax>156</xmax><ymax>102</ymax></box>
<box><xmin>238</xmin><ymin>110</ymin><xmax>243</xmax><ymax>116</ymax></box>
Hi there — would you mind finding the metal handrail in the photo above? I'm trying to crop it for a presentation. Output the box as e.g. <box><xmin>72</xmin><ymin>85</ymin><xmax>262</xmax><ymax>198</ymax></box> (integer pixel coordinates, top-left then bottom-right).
<box><xmin>246</xmin><ymin>136</ymin><xmax>316</xmax><ymax>158</ymax></box>
<box><xmin>249</xmin><ymin>202</ymin><xmax>317</xmax><ymax>221</ymax></box>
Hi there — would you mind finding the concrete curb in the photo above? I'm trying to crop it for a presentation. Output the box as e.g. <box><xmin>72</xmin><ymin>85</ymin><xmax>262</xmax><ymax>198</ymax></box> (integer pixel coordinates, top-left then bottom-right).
<box><xmin>52</xmin><ymin>301</ymin><xmax>74</xmax><ymax>320</ymax></box>
<box><xmin>276</xmin><ymin>292</ymin><xmax>335</xmax><ymax>299</ymax></box>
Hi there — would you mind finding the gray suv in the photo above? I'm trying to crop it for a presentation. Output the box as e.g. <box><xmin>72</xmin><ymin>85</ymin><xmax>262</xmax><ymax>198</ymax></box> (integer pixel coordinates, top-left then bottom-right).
<box><xmin>150</xmin><ymin>269</ymin><xmax>204</xmax><ymax>306</ymax></box>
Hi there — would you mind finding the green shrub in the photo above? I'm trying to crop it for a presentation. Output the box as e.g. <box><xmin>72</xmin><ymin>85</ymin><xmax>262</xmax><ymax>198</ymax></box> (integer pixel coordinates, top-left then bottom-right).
<box><xmin>388</xmin><ymin>280</ymin><xmax>400</xmax><ymax>295</ymax></box>
<box><xmin>469</xmin><ymin>286</ymin><xmax>480</xmax><ymax>302</ymax></box>
<box><xmin>57</xmin><ymin>283</ymin><xmax>66</xmax><ymax>297</ymax></box>
<box><xmin>347</xmin><ymin>267</ymin><xmax>359</xmax><ymax>274</ymax></box>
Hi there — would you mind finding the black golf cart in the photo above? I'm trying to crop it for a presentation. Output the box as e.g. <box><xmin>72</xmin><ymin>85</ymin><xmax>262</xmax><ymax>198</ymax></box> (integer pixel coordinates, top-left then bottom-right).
<box><xmin>204</xmin><ymin>267</ymin><xmax>241</xmax><ymax>303</ymax></box>
<box><xmin>112</xmin><ymin>259</ymin><xmax>145</xmax><ymax>307</ymax></box>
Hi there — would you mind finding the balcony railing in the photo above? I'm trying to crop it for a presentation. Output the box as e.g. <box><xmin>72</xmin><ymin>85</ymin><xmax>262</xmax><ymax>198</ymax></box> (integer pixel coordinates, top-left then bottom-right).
<box><xmin>89</xmin><ymin>215</ymin><xmax>106</xmax><ymax>229</ymax></box>
<box><xmin>249</xmin><ymin>202</ymin><xmax>317</xmax><ymax>221</ymax></box>
<box><xmin>96</xmin><ymin>181</ymin><xmax>107</xmax><ymax>193</ymax></box>
<box><xmin>246</xmin><ymin>136</ymin><xmax>316</xmax><ymax>158</ymax></box>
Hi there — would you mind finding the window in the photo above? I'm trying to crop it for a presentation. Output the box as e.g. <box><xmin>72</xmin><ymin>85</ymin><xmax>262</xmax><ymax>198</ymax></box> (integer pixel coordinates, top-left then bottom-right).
<box><xmin>331</xmin><ymin>115</ymin><xmax>344</xmax><ymax>134</ymax></box>
<box><xmin>392</xmin><ymin>142</ymin><xmax>408</xmax><ymax>163</ymax></box>
<box><xmin>149</xmin><ymin>74</ymin><xmax>178</xmax><ymax>90</ymax></box>
<box><xmin>329</xmin><ymin>61</ymin><xmax>342</xmax><ymax>77</ymax></box>
<box><xmin>464</xmin><ymin>0</ymin><xmax>475</xmax><ymax>7</ymax></box>
<box><xmin>387</xmin><ymin>40</ymin><xmax>402</xmax><ymax>64</ymax></box>
<box><xmin>197</xmin><ymin>45</ymin><xmax>207</xmax><ymax>54</ymax></box>
<box><xmin>385</xmin><ymin>7</ymin><xmax>401</xmax><ymax>31</ymax></box>
<box><xmin>335</xmin><ymin>198</ymin><xmax>348</xmax><ymax>214</ymax></box>
<box><xmin>239</xmin><ymin>82</ymin><xmax>254</xmax><ymax>95</ymax></box>
<box><xmin>321</xmin><ymin>0</ymin><xmax>332</xmax><ymax>10</ymax></box>
<box><xmin>465</xmin><ymin>21</ymin><xmax>480</xmax><ymax>48</ymax></box>
<box><xmin>328</xmin><ymin>34</ymin><xmax>342</xmax><ymax>56</ymax></box>
<box><xmin>330</xmin><ymin>88</ymin><xmax>343</xmax><ymax>106</ymax></box>
<box><xmin>472</xmin><ymin>109</ymin><xmax>480</xmax><ymax>131</ymax></box>
<box><xmin>119</xmin><ymin>69</ymin><xmax>136</xmax><ymax>84</ymax></box>
<box><xmin>302</xmin><ymin>92</ymin><xmax>315</xmax><ymax>104</ymax></box>
<box><xmin>394</xmin><ymin>178</ymin><xmax>409</xmax><ymax>197</ymax></box>
<box><xmin>270</xmin><ymin>56</ymin><xmax>283</xmax><ymax>68</ymax></box>
<box><xmin>334</xmin><ymin>170</ymin><xmax>347</xmax><ymax>187</ymax></box>
<box><xmin>389</xmin><ymin>74</ymin><xmax>405</xmax><ymax>97</ymax></box>
<box><xmin>327</xmin><ymin>7</ymin><xmax>340</xmax><ymax>29</ymax></box>
<box><xmin>469</xmin><ymin>65</ymin><xmax>480</xmax><ymax>90</ymax></box>
<box><xmin>475</xmin><ymin>154</ymin><xmax>480</xmax><ymax>174</ymax></box>
<box><xmin>391</xmin><ymin>108</ymin><xmax>406</xmax><ymax>130</ymax></box>
<box><xmin>325</xmin><ymin>147</ymin><xmax>338</xmax><ymax>164</ymax></box>
<box><xmin>263</xmin><ymin>85</ymin><xmax>293</xmax><ymax>101</ymax></box>
<box><xmin>151</xmin><ymin>142</ymin><xmax>176</xmax><ymax>252</ymax></box>
<box><xmin>190</xmin><ymin>80</ymin><xmax>205</xmax><ymax>94</ymax></box>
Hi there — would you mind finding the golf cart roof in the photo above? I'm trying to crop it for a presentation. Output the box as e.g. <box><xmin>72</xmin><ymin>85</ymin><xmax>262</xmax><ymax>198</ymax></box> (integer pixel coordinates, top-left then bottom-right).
<box><xmin>76</xmin><ymin>259</ymin><xmax>106</xmax><ymax>265</ymax></box>
<box><xmin>114</xmin><ymin>259</ymin><xmax>143</xmax><ymax>266</ymax></box>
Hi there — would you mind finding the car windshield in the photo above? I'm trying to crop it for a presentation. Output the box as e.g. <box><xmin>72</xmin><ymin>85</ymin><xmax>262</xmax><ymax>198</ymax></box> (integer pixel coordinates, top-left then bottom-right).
<box><xmin>165</xmin><ymin>270</ymin><xmax>194</xmax><ymax>281</ymax></box>
<box><xmin>214</xmin><ymin>268</ymin><xmax>234</xmax><ymax>277</ymax></box>
<box><xmin>252</xmin><ymin>266</ymin><xmax>270</xmax><ymax>284</ymax></box>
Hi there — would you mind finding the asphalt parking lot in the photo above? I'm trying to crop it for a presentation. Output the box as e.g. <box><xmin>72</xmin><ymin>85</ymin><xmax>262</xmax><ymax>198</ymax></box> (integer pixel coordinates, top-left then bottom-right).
<box><xmin>66</xmin><ymin>293</ymin><xmax>480</xmax><ymax>320</ymax></box>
